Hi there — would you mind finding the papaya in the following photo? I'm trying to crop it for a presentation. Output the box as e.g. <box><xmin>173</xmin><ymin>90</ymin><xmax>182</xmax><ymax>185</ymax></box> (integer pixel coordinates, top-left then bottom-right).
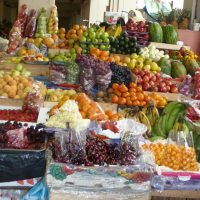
<box><xmin>184</xmin><ymin>58</ymin><xmax>199</xmax><ymax>76</ymax></box>
<box><xmin>171</xmin><ymin>60</ymin><xmax>187</xmax><ymax>78</ymax></box>
<box><xmin>157</xmin><ymin>57</ymin><xmax>171</xmax><ymax>76</ymax></box>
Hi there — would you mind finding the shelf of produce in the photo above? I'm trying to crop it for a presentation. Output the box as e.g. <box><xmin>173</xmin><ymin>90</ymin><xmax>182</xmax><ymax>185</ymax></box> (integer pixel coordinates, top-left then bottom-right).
<box><xmin>149</xmin><ymin>42</ymin><xmax>190</xmax><ymax>51</ymax></box>
<box><xmin>0</xmin><ymin>63</ymin><xmax>50</xmax><ymax>76</ymax></box>
<box><xmin>151</xmin><ymin>190</ymin><xmax>200</xmax><ymax>199</ymax></box>
<box><xmin>0</xmin><ymin>98</ymin><xmax>44</xmax><ymax>107</ymax></box>
<box><xmin>43</xmin><ymin>101</ymin><xmax>118</xmax><ymax>112</ymax></box>
<box><xmin>49</xmin><ymin>193</ymin><xmax>150</xmax><ymax>200</ymax></box>
<box><xmin>48</xmin><ymin>48</ymin><xmax>69</xmax><ymax>56</ymax></box>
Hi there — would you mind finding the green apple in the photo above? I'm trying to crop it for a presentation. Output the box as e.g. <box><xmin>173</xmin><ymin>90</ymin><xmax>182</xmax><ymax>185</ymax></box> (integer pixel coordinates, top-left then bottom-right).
<box><xmin>68</xmin><ymin>39</ymin><xmax>75</xmax><ymax>45</ymax></box>
<box><xmin>15</xmin><ymin>64</ymin><xmax>24</xmax><ymax>72</ymax></box>
<box><xmin>89</xmin><ymin>32</ymin><xmax>96</xmax><ymax>39</ymax></box>
<box><xmin>70</xmin><ymin>48</ymin><xmax>76</xmax><ymax>54</ymax></box>
<box><xmin>80</xmin><ymin>36</ymin><xmax>86</xmax><ymax>42</ymax></box>
<box><xmin>83</xmin><ymin>32</ymin><xmax>88</xmax><ymax>37</ymax></box>
<box><xmin>100</xmin><ymin>45</ymin><xmax>106</xmax><ymax>50</ymax></box>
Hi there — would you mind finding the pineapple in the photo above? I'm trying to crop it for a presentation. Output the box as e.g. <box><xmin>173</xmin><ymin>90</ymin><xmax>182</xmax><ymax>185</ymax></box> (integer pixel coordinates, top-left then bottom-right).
<box><xmin>178</xmin><ymin>9</ymin><xmax>191</xmax><ymax>29</ymax></box>
<box><xmin>157</xmin><ymin>11</ymin><xmax>167</xmax><ymax>26</ymax></box>
<box><xmin>167</xmin><ymin>9</ymin><xmax>180</xmax><ymax>29</ymax></box>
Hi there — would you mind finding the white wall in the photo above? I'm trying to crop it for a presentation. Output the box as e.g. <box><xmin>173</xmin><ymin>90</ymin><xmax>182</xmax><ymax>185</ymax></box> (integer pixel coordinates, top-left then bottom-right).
<box><xmin>89</xmin><ymin>0</ymin><xmax>109</xmax><ymax>24</ymax></box>
<box><xmin>18</xmin><ymin>0</ymin><xmax>55</xmax><ymax>15</ymax></box>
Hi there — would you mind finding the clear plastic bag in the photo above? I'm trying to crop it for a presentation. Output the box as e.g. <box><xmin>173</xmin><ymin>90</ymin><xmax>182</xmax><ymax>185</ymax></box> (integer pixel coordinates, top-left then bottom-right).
<box><xmin>24</xmin><ymin>9</ymin><xmax>37</xmax><ymax>38</ymax></box>
<box><xmin>179</xmin><ymin>75</ymin><xmax>193</xmax><ymax>97</ymax></box>
<box><xmin>0</xmin><ymin>189</ymin><xmax>25</xmax><ymax>200</ymax></box>
<box><xmin>50</xmin><ymin>63</ymin><xmax>66</xmax><ymax>84</ymax></box>
<box><xmin>65</xmin><ymin>61</ymin><xmax>80</xmax><ymax>84</ymax></box>
<box><xmin>162</xmin><ymin>130</ymin><xmax>199</xmax><ymax>171</ymax></box>
<box><xmin>7</xmin><ymin>20</ymin><xmax>22</xmax><ymax>54</ymax></box>
<box><xmin>193</xmin><ymin>70</ymin><xmax>200</xmax><ymax>100</ymax></box>
<box><xmin>17</xmin><ymin>4</ymin><xmax>28</xmax><ymax>37</ymax></box>
<box><xmin>75</xmin><ymin>93</ymin><xmax>106</xmax><ymax>121</ymax></box>
<box><xmin>49</xmin><ymin>123</ymin><xmax>87</xmax><ymax>165</ymax></box>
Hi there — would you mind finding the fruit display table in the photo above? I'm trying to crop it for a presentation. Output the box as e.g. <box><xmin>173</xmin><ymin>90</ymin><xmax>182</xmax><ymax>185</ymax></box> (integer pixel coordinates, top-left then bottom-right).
<box><xmin>151</xmin><ymin>190</ymin><xmax>200</xmax><ymax>199</ymax></box>
<box><xmin>0</xmin><ymin>63</ymin><xmax>49</xmax><ymax>76</ymax></box>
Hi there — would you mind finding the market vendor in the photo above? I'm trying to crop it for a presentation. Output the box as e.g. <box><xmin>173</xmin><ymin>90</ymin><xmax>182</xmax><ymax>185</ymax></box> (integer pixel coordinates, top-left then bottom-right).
<box><xmin>143</xmin><ymin>0</ymin><xmax>172</xmax><ymax>21</ymax></box>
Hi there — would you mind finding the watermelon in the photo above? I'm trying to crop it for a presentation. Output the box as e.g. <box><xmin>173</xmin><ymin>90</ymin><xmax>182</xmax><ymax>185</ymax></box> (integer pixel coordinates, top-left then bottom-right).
<box><xmin>163</xmin><ymin>25</ymin><xmax>178</xmax><ymax>44</ymax></box>
<box><xmin>157</xmin><ymin>57</ymin><xmax>171</xmax><ymax>76</ymax></box>
<box><xmin>149</xmin><ymin>22</ymin><xmax>163</xmax><ymax>43</ymax></box>
<box><xmin>171</xmin><ymin>60</ymin><xmax>187</xmax><ymax>78</ymax></box>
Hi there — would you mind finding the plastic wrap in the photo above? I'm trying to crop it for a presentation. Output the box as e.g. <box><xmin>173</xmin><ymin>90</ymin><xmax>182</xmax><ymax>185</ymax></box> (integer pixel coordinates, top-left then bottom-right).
<box><xmin>7</xmin><ymin>20</ymin><xmax>22</xmax><ymax>54</ymax></box>
<box><xmin>22</xmin><ymin>180</ymin><xmax>49</xmax><ymax>200</ymax></box>
<box><xmin>65</xmin><ymin>61</ymin><xmax>80</xmax><ymax>84</ymax></box>
<box><xmin>50</xmin><ymin>63</ymin><xmax>66</xmax><ymax>84</ymax></box>
<box><xmin>18</xmin><ymin>4</ymin><xmax>28</xmax><ymax>37</ymax></box>
<box><xmin>179</xmin><ymin>75</ymin><xmax>193</xmax><ymax>97</ymax></box>
<box><xmin>24</xmin><ymin>9</ymin><xmax>37</xmax><ymax>38</ymax></box>
<box><xmin>0</xmin><ymin>149</ymin><xmax>46</xmax><ymax>182</ymax></box>
<box><xmin>47</xmin><ymin>163</ymin><xmax>153</xmax><ymax>199</ymax></box>
<box><xmin>0</xmin><ymin>190</ymin><xmax>25</xmax><ymax>200</ymax></box>
<box><xmin>193</xmin><ymin>71</ymin><xmax>200</xmax><ymax>99</ymax></box>
<box><xmin>162</xmin><ymin>130</ymin><xmax>199</xmax><ymax>171</ymax></box>
<box><xmin>75</xmin><ymin>93</ymin><xmax>106</xmax><ymax>121</ymax></box>
<box><xmin>49</xmin><ymin>123</ymin><xmax>87</xmax><ymax>165</ymax></box>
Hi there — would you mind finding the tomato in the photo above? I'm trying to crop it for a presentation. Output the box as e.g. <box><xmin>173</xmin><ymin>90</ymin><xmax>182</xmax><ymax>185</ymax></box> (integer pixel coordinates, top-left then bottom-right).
<box><xmin>112</xmin><ymin>83</ymin><xmax>120</xmax><ymax>90</ymax></box>
<box><xmin>118</xmin><ymin>97</ymin><xmax>126</xmax><ymax>105</ymax></box>
<box><xmin>112</xmin><ymin>95</ymin><xmax>119</xmax><ymax>103</ymax></box>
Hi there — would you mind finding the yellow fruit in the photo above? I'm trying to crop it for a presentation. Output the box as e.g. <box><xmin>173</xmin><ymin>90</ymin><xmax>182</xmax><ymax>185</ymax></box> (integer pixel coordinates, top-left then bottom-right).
<box><xmin>27</xmin><ymin>49</ymin><xmax>35</xmax><ymax>55</ymax></box>
<box><xmin>17</xmin><ymin>48</ymin><xmax>27</xmax><ymax>56</ymax></box>
<box><xmin>43</xmin><ymin>37</ymin><xmax>54</xmax><ymax>48</ymax></box>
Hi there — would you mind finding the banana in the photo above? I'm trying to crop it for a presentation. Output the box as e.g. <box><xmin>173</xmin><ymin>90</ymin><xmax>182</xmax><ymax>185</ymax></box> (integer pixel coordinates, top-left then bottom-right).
<box><xmin>114</xmin><ymin>25</ymin><xmax>122</xmax><ymax>38</ymax></box>
<box><xmin>165</xmin><ymin>103</ymin><xmax>187</xmax><ymax>134</ymax></box>
<box><xmin>143</xmin><ymin>104</ymin><xmax>159</xmax><ymax>127</ymax></box>
<box><xmin>97</xmin><ymin>26</ymin><xmax>105</xmax><ymax>33</ymax></box>
<box><xmin>152</xmin><ymin>117</ymin><xmax>166</xmax><ymax>137</ymax></box>
<box><xmin>162</xmin><ymin>101</ymin><xmax>181</xmax><ymax>115</ymax></box>
<box><xmin>137</xmin><ymin>111</ymin><xmax>152</xmax><ymax>137</ymax></box>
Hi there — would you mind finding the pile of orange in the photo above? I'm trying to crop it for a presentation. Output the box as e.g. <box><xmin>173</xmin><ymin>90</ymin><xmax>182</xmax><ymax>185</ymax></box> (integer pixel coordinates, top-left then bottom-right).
<box><xmin>143</xmin><ymin>143</ymin><xmax>199</xmax><ymax>171</ymax></box>
<box><xmin>74</xmin><ymin>93</ymin><xmax>106</xmax><ymax>121</ymax></box>
<box><xmin>66</xmin><ymin>25</ymin><xmax>87</xmax><ymax>41</ymax></box>
<box><xmin>110</xmin><ymin>83</ymin><xmax>167</xmax><ymax>107</ymax></box>
<box><xmin>111</xmin><ymin>82</ymin><xmax>151</xmax><ymax>107</ymax></box>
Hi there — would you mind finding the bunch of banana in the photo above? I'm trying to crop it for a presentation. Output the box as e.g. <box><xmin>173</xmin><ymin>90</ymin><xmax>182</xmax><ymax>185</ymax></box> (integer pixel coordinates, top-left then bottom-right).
<box><xmin>142</xmin><ymin>104</ymin><xmax>160</xmax><ymax>127</ymax></box>
<box><xmin>172</xmin><ymin>120</ymin><xmax>190</xmax><ymax>134</ymax></box>
<box><xmin>137</xmin><ymin>111</ymin><xmax>152</xmax><ymax>138</ymax></box>
<box><xmin>152</xmin><ymin>102</ymin><xmax>187</xmax><ymax>138</ymax></box>
<box><xmin>106</xmin><ymin>25</ymin><xmax>122</xmax><ymax>38</ymax></box>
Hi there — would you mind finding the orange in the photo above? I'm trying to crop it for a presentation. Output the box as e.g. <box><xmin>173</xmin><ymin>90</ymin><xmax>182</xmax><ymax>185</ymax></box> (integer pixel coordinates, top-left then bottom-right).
<box><xmin>129</xmin><ymin>82</ymin><xmax>136</xmax><ymax>88</ymax></box>
<box><xmin>90</xmin><ymin>48</ymin><xmax>101</xmax><ymax>56</ymax></box>
<box><xmin>59</xmin><ymin>28</ymin><xmax>66</xmax><ymax>34</ymax></box>
<box><xmin>119</xmin><ymin>84</ymin><xmax>128</xmax><ymax>93</ymax></box>
<box><xmin>100</xmin><ymin>51</ymin><xmax>109</xmax><ymax>57</ymax></box>
<box><xmin>136</xmin><ymin>86</ymin><xmax>143</xmax><ymax>92</ymax></box>
<box><xmin>118</xmin><ymin>97</ymin><xmax>126</xmax><ymax>105</ymax></box>
<box><xmin>107</xmin><ymin>57</ymin><xmax>115</xmax><ymax>62</ymax></box>
<box><xmin>77</xmin><ymin>29</ymin><xmax>83</xmax><ymax>36</ymax></box>
<box><xmin>126</xmin><ymin>99</ymin><xmax>133</xmax><ymax>106</ymax></box>
<box><xmin>112</xmin><ymin>83</ymin><xmax>119</xmax><ymax>90</ymax></box>
<box><xmin>122</xmin><ymin>92</ymin><xmax>130</xmax><ymax>98</ymax></box>
<box><xmin>59</xmin><ymin>33</ymin><xmax>66</xmax><ymax>39</ymax></box>
<box><xmin>133</xmin><ymin>100</ymin><xmax>140</xmax><ymax>106</ymax></box>
<box><xmin>112</xmin><ymin>95</ymin><xmax>119</xmax><ymax>103</ymax></box>
<box><xmin>112</xmin><ymin>55</ymin><xmax>121</xmax><ymax>62</ymax></box>
<box><xmin>136</xmin><ymin>92</ymin><xmax>144</xmax><ymax>101</ymax></box>
<box><xmin>129</xmin><ymin>88</ymin><xmax>136</xmax><ymax>93</ymax></box>
<box><xmin>73</xmin><ymin>25</ymin><xmax>80</xmax><ymax>30</ymax></box>
<box><xmin>113</xmin><ymin>90</ymin><xmax>122</xmax><ymax>97</ymax></box>
<box><xmin>68</xmin><ymin>29</ymin><xmax>76</xmax><ymax>35</ymax></box>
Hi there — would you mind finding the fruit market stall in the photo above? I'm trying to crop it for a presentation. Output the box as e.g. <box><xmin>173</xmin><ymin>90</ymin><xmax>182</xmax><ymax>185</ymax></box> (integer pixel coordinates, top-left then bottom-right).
<box><xmin>1</xmin><ymin>3</ymin><xmax>200</xmax><ymax>200</ymax></box>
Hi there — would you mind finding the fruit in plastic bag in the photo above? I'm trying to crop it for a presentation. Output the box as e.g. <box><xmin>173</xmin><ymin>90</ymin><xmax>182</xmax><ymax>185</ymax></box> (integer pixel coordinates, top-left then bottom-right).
<box><xmin>193</xmin><ymin>70</ymin><xmax>200</xmax><ymax>100</ymax></box>
<box><xmin>48</xmin><ymin>6</ymin><xmax>59</xmax><ymax>34</ymax></box>
<box><xmin>162</xmin><ymin>130</ymin><xmax>199</xmax><ymax>171</ymax></box>
<box><xmin>24</xmin><ymin>9</ymin><xmax>37</xmax><ymax>38</ymax></box>
<box><xmin>35</xmin><ymin>8</ymin><xmax>48</xmax><ymax>38</ymax></box>
<box><xmin>17</xmin><ymin>4</ymin><xmax>28</xmax><ymax>37</ymax></box>
<box><xmin>7</xmin><ymin>20</ymin><xmax>22</xmax><ymax>54</ymax></box>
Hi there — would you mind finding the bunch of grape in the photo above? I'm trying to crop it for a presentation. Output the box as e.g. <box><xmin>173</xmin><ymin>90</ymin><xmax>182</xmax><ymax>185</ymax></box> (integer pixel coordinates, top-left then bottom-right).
<box><xmin>110</xmin><ymin>63</ymin><xmax>132</xmax><ymax>87</ymax></box>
